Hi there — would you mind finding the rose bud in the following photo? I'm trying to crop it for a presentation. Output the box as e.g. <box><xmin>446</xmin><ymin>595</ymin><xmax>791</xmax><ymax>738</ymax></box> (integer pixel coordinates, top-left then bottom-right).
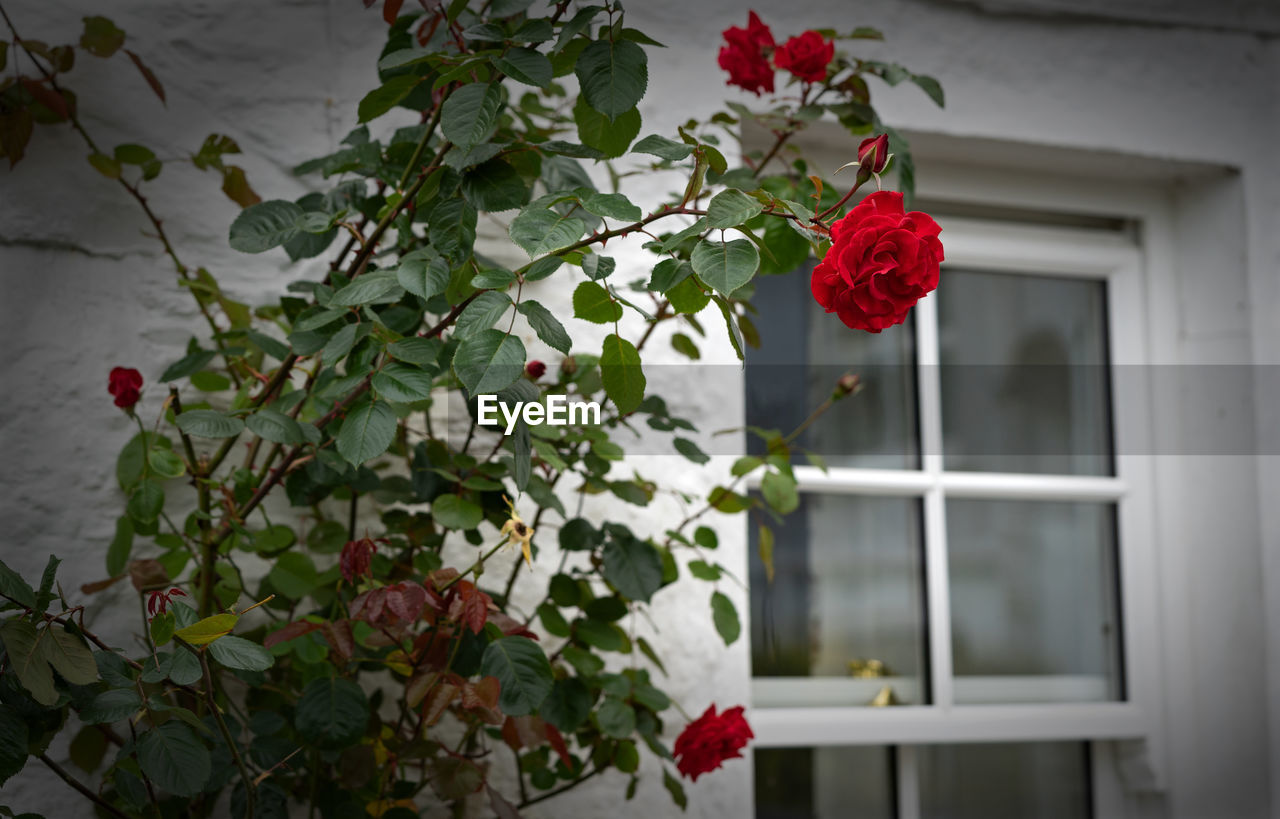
<box><xmin>858</xmin><ymin>134</ymin><xmax>890</xmax><ymax>175</ymax></box>
<box><xmin>832</xmin><ymin>373</ymin><xmax>861</xmax><ymax>400</ymax></box>
<box><xmin>560</xmin><ymin>355</ymin><xmax>578</xmax><ymax>376</ymax></box>
<box><xmin>108</xmin><ymin>366</ymin><xmax>144</xmax><ymax>411</ymax></box>
<box><xmin>525</xmin><ymin>360</ymin><xmax>546</xmax><ymax>380</ymax></box>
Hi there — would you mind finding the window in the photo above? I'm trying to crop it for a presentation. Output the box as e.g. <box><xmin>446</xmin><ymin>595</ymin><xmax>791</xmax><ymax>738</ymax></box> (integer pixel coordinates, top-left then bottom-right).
<box><xmin>743</xmin><ymin>210</ymin><xmax>1160</xmax><ymax>817</ymax></box>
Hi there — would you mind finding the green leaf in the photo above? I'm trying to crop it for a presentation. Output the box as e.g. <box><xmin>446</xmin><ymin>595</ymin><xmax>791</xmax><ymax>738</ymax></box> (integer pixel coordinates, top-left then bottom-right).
<box><xmin>539</xmin><ymin>677</ymin><xmax>592</xmax><ymax>732</ymax></box>
<box><xmin>573</xmin><ymin>96</ymin><xmax>640</xmax><ymax>158</ymax></box>
<box><xmin>229</xmin><ymin>200</ymin><xmax>303</xmax><ymax>253</ymax></box>
<box><xmin>572</xmin><ymin>281</ymin><xmax>622</xmax><ymax>324</ymax></box>
<box><xmin>582</xmin><ymin>254</ymin><xmax>615</xmax><ymax>281</ymax></box>
<box><xmin>479</xmin><ymin>636</ymin><xmax>553</xmax><ymax>716</ymax></box>
<box><xmin>760</xmin><ymin>471</ymin><xmax>799</xmax><ymax>514</ymax></box>
<box><xmin>387</xmin><ymin>337</ymin><xmax>443</xmax><ymax>367</ymax></box>
<box><xmin>597</xmin><ymin>697</ymin><xmax>636</xmax><ymax>738</ymax></box>
<box><xmin>159</xmin><ymin>349</ymin><xmax>216</xmax><ymax>382</ymax></box>
<box><xmin>329</xmin><ymin>271</ymin><xmax>402</xmax><ymax>307</ymax></box>
<box><xmin>517</xmin><ymin>301</ymin><xmax>572</xmax><ymax>354</ymax></box>
<box><xmin>581</xmin><ymin>192</ymin><xmax>642</xmax><ymax>222</ymax></box>
<box><xmin>432</xmin><ymin>495</ymin><xmax>484</xmax><ymax>530</ymax></box>
<box><xmin>206</xmin><ymin>636</ymin><xmax>274</xmax><ymax>671</ymax></box>
<box><xmin>454</xmin><ymin>291</ymin><xmax>513</xmax><ymax>338</ymax></box>
<box><xmin>575</xmin><ymin>39</ymin><xmax>648</xmax><ymax>119</ymax></box>
<box><xmin>175</xmin><ymin>410</ymin><xmax>245</xmax><ymax>439</ymax></box>
<box><xmin>705</xmin><ymin>188</ymin><xmax>764</xmax><ymax>229</ymax></box>
<box><xmin>602</xmin><ymin>536</ymin><xmax>662</xmax><ymax>603</ymax></box>
<box><xmin>600</xmin><ymin>334</ymin><xmax>644</xmax><ymax>414</ymax></box>
<box><xmin>147</xmin><ymin>447</ymin><xmax>185</xmax><ymax>479</ymax></box>
<box><xmin>453</xmin><ymin>329</ymin><xmax>526</xmax><ymax>395</ymax></box>
<box><xmin>670</xmin><ymin>332</ymin><xmax>699</xmax><ymax>360</ymax></box>
<box><xmin>44</xmin><ymin>628</ymin><xmax>98</xmax><ymax>685</ymax></box>
<box><xmin>461</xmin><ymin>159</ymin><xmax>530</xmax><ymax>212</ymax></box>
<box><xmin>509</xmin><ymin>208</ymin><xmax>585</xmax><ymax>256</ymax></box>
<box><xmin>690</xmin><ymin>239</ymin><xmax>759</xmax><ymax>296</ymax></box>
<box><xmin>673</xmin><ymin>437</ymin><xmax>709</xmax><ymax>464</ymax></box>
<box><xmin>80</xmin><ymin>16</ymin><xmax>125</xmax><ymax>57</ymax></box>
<box><xmin>88</xmin><ymin>151</ymin><xmax>122</xmax><ymax>179</ymax></box>
<box><xmin>0</xmin><ymin>620</ymin><xmax>55</xmax><ymax>705</ymax></box>
<box><xmin>757</xmin><ymin>523</ymin><xmax>775</xmax><ymax>583</ymax></box>
<box><xmin>663</xmin><ymin>768</ymin><xmax>688</xmax><ymax>810</ymax></box>
<box><xmin>106</xmin><ymin>516</ymin><xmax>133</xmax><ymax>576</ymax></box>
<box><xmin>36</xmin><ymin>555</ymin><xmax>60</xmax><ymax>614</ymax></box>
<box><xmin>268</xmin><ymin>552</ymin><xmax>320</xmax><ymax>599</ymax></box>
<box><xmin>127</xmin><ymin>480</ymin><xmax>164</xmax><ymax>526</ymax></box>
<box><xmin>79</xmin><ymin>688</ymin><xmax>142</xmax><ymax>724</ymax></box>
<box><xmin>687</xmin><ymin>561</ymin><xmax>721</xmax><ymax>581</ymax></box>
<box><xmin>321</xmin><ymin>321</ymin><xmax>368</xmax><ymax>366</ymax></box>
<box><xmin>371</xmin><ymin>364</ymin><xmax>434</xmax><ymax>403</ymax></box>
<box><xmin>357</xmin><ymin>74</ymin><xmax>421</xmax><ymax>122</ymax></box>
<box><xmin>172</xmin><ymin>613</ymin><xmax>238</xmax><ymax>646</ymax></box>
<box><xmin>710</xmin><ymin>591</ymin><xmax>740</xmax><ymax>646</ymax></box>
<box><xmin>396</xmin><ymin>256</ymin><xmax>451</xmax><ymax>300</ymax></box>
<box><xmin>440</xmin><ymin>83</ymin><xmax>504</xmax><ymax>151</ymax></box>
<box><xmin>694</xmin><ymin>526</ymin><xmax>718</xmax><ymax>550</ymax></box>
<box><xmin>136</xmin><ymin>722</ymin><xmax>211</xmax><ymax>797</ymax></box>
<box><xmin>0</xmin><ymin>558</ymin><xmax>36</xmax><ymax>610</ymax></box>
<box><xmin>150</xmin><ymin>611</ymin><xmax>175</xmax><ymax>646</ymax></box>
<box><xmin>335</xmin><ymin>400</ymin><xmax>397</xmax><ymax>465</ymax></box>
<box><xmin>295</xmin><ymin>677</ymin><xmax>368</xmax><ymax>750</ymax></box>
<box><xmin>245</xmin><ymin>409</ymin><xmax>304</xmax><ymax>446</ymax></box>
<box><xmin>911</xmin><ymin>73</ymin><xmax>945</xmax><ymax>107</ymax></box>
<box><xmin>632</xmin><ymin>134</ymin><xmax>693</xmax><ymax>161</ymax></box>
<box><xmin>494</xmin><ymin>47</ymin><xmax>552</xmax><ymax>87</ymax></box>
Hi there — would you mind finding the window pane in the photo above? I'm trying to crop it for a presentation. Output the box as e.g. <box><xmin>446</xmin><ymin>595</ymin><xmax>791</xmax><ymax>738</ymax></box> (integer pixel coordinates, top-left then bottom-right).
<box><xmin>937</xmin><ymin>269</ymin><xmax>1113</xmax><ymax>475</ymax></box>
<box><xmin>755</xmin><ymin>746</ymin><xmax>894</xmax><ymax>819</ymax></box>
<box><xmin>919</xmin><ymin>742</ymin><xmax>1092</xmax><ymax>819</ymax></box>
<box><xmin>750</xmin><ymin>494</ymin><xmax>928</xmax><ymax>706</ymax></box>
<box><xmin>746</xmin><ymin>269</ymin><xmax>919</xmax><ymax>469</ymax></box>
<box><xmin>947</xmin><ymin>499</ymin><xmax>1123</xmax><ymax>703</ymax></box>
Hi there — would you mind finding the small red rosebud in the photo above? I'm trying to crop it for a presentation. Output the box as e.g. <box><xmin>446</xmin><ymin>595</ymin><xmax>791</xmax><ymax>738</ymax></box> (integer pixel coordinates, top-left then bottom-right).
<box><xmin>108</xmin><ymin>367</ymin><xmax>144</xmax><ymax>411</ymax></box>
<box><xmin>525</xmin><ymin>360</ymin><xmax>546</xmax><ymax>380</ymax></box>
<box><xmin>858</xmin><ymin>134</ymin><xmax>890</xmax><ymax>175</ymax></box>
<box><xmin>340</xmin><ymin>537</ymin><xmax>379</xmax><ymax>584</ymax></box>
<box><xmin>147</xmin><ymin>587</ymin><xmax>187</xmax><ymax>618</ymax></box>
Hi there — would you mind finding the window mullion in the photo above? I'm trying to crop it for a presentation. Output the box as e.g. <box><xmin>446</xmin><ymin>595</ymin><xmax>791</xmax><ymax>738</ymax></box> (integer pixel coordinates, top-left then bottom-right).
<box><xmin>914</xmin><ymin>292</ymin><xmax>954</xmax><ymax>709</ymax></box>
<box><xmin>895</xmin><ymin>745</ymin><xmax>922</xmax><ymax>819</ymax></box>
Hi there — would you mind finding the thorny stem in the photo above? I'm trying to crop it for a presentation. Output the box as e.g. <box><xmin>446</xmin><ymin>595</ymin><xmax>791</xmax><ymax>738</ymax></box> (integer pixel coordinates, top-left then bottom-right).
<box><xmin>38</xmin><ymin>753</ymin><xmax>132</xmax><ymax>819</ymax></box>
<box><xmin>193</xmin><ymin>641</ymin><xmax>256</xmax><ymax>819</ymax></box>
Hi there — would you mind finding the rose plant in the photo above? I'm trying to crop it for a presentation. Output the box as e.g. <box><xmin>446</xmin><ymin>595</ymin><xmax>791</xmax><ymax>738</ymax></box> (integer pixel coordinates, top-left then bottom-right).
<box><xmin>0</xmin><ymin>3</ymin><xmax>942</xmax><ymax>817</ymax></box>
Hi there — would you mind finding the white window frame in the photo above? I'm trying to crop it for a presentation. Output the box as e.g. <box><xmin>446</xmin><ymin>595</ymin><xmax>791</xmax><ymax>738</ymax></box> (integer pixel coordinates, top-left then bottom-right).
<box><xmin>743</xmin><ymin>174</ymin><xmax>1171</xmax><ymax>817</ymax></box>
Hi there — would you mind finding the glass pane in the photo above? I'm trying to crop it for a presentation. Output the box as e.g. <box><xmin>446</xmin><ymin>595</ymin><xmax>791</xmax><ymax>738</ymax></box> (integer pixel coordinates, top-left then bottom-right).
<box><xmin>750</xmin><ymin>493</ymin><xmax>927</xmax><ymax>706</ymax></box>
<box><xmin>919</xmin><ymin>742</ymin><xmax>1092</xmax><ymax>819</ymax></box>
<box><xmin>937</xmin><ymin>268</ymin><xmax>1113</xmax><ymax>475</ymax></box>
<box><xmin>947</xmin><ymin>499</ymin><xmax>1123</xmax><ymax>703</ymax></box>
<box><xmin>755</xmin><ymin>746</ymin><xmax>894</xmax><ymax>819</ymax></box>
<box><xmin>746</xmin><ymin>269</ymin><xmax>919</xmax><ymax>469</ymax></box>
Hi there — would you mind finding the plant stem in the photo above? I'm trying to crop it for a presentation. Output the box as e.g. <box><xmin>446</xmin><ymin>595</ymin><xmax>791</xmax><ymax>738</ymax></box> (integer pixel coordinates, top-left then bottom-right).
<box><xmin>438</xmin><ymin>537</ymin><xmax>509</xmax><ymax>593</ymax></box>
<box><xmin>38</xmin><ymin>753</ymin><xmax>131</xmax><ymax>819</ymax></box>
<box><xmin>517</xmin><ymin>765</ymin><xmax>603</xmax><ymax>808</ymax></box>
<box><xmin>194</xmin><ymin>642</ymin><xmax>256</xmax><ymax>818</ymax></box>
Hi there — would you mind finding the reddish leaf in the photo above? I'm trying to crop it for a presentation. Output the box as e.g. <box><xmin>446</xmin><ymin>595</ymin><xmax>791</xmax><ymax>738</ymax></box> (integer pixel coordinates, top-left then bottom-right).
<box><xmin>451</xmin><ymin>584</ymin><xmax>491</xmax><ymax>634</ymax></box>
<box><xmin>320</xmin><ymin>620</ymin><xmax>354</xmax><ymax>662</ymax></box>
<box><xmin>406</xmin><ymin>670</ymin><xmax>438</xmax><ymax>708</ymax></box>
<box><xmin>128</xmin><ymin>559</ymin><xmax>168</xmax><ymax>591</ymax></box>
<box><xmin>501</xmin><ymin>716</ymin><xmax>545</xmax><ymax>751</ymax></box>
<box><xmin>220</xmin><ymin>167</ymin><xmax>260</xmax><ymax>208</ymax></box>
<box><xmin>0</xmin><ymin>108</ymin><xmax>33</xmax><ymax>168</ymax></box>
<box><xmin>487</xmin><ymin>785</ymin><xmax>523</xmax><ymax>819</ymax></box>
<box><xmin>543</xmin><ymin>723</ymin><xmax>573</xmax><ymax>769</ymax></box>
<box><xmin>428</xmin><ymin>568</ymin><xmax>460</xmax><ymax>590</ymax></box>
<box><xmin>422</xmin><ymin>680</ymin><xmax>460</xmax><ymax>726</ymax></box>
<box><xmin>79</xmin><ymin>575</ymin><xmax>125</xmax><ymax>595</ymax></box>
<box><xmin>383</xmin><ymin>0</ymin><xmax>405</xmax><ymax>24</ymax></box>
<box><xmin>350</xmin><ymin>587</ymin><xmax>386</xmax><ymax>623</ymax></box>
<box><xmin>264</xmin><ymin>620</ymin><xmax>320</xmax><ymax>649</ymax></box>
<box><xmin>385</xmin><ymin>582</ymin><xmax>426</xmax><ymax>622</ymax></box>
<box><xmin>487</xmin><ymin>611</ymin><xmax>538</xmax><ymax>640</ymax></box>
<box><xmin>124</xmin><ymin>49</ymin><xmax>165</xmax><ymax>104</ymax></box>
<box><xmin>20</xmin><ymin>78</ymin><xmax>68</xmax><ymax>121</ymax></box>
<box><xmin>461</xmin><ymin>676</ymin><xmax>501</xmax><ymax>711</ymax></box>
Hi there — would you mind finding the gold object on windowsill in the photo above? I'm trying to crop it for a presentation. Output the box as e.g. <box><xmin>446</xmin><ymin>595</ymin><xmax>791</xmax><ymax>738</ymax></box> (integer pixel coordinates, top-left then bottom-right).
<box><xmin>847</xmin><ymin>658</ymin><xmax>890</xmax><ymax>678</ymax></box>
<box><xmin>869</xmin><ymin>685</ymin><xmax>901</xmax><ymax>707</ymax></box>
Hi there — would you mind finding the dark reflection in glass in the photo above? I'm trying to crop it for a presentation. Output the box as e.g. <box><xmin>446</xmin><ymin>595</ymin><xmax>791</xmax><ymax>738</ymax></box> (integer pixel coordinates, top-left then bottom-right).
<box><xmin>755</xmin><ymin>746</ymin><xmax>895</xmax><ymax>819</ymax></box>
<box><xmin>937</xmin><ymin>268</ymin><xmax>1113</xmax><ymax>475</ymax></box>
<box><xmin>919</xmin><ymin>742</ymin><xmax>1093</xmax><ymax>819</ymax></box>
<box><xmin>948</xmin><ymin>499</ymin><xmax>1123</xmax><ymax>703</ymax></box>
<box><xmin>750</xmin><ymin>493</ymin><xmax>928</xmax><ymax>704</ymax></box>
<box><xmin>746</xmin><ymin>269</ymin><xmax>919</xmax><ymax>469</ymax></box>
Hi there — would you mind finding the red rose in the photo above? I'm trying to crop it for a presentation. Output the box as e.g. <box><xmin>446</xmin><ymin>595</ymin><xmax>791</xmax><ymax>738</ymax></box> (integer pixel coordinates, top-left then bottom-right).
<box><xmin>857</xmin><ymin>134</ymin><xmax>890</xmax><ymax>174</ymax></box>
<box><xmin>773</xmin><ymin>30</ymin><xmax>833</xmax><ymax>83</ymax></box>
<box><xmin>673</xmin><ymin>704</ymin><xmax>754</xmax><ymax>781</ymax></box>
<box><xmin>811</xmin><ymin>191</ymin><xmax>943</xmax><ymax>332</ymax></box>
<box><xmin>717</xmin><ymin>12</ymin><xmax>775</xmax><ymax>95</ymax></box>
<box><xmin>340</xmin><ymin>536</ymin><xmax>381</xmax><ymax>583</ymax></box>
<box><xmin>108</xmin><ymin>366</ymin><xmax>144</xmax><ymax>410</ymax></box>
<box><xmin>525</xmin><ymin>360</ymin><xmax>546</xmax><ymax>379</ymax></box>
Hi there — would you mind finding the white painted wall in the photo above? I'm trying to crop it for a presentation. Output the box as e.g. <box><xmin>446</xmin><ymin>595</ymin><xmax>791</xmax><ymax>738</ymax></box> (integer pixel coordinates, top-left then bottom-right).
<box><xmin>1</xmin><ymin>1</ymin><xmax>1277</xmax><ymax>817</ymax></box>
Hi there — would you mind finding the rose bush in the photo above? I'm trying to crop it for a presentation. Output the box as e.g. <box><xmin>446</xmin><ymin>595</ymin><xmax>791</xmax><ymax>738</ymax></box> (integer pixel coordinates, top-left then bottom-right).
<box><xmin>0</xmin><ymin>3</ymin><xmax>943</xmax><ymax>817</ymax></box>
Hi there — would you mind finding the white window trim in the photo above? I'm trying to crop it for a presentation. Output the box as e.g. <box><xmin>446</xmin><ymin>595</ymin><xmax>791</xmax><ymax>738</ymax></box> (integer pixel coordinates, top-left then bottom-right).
<box><xmin>742</xmin><ymin>171</ymin><xmax>1176</xmax><ymax>816</ymax></box>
